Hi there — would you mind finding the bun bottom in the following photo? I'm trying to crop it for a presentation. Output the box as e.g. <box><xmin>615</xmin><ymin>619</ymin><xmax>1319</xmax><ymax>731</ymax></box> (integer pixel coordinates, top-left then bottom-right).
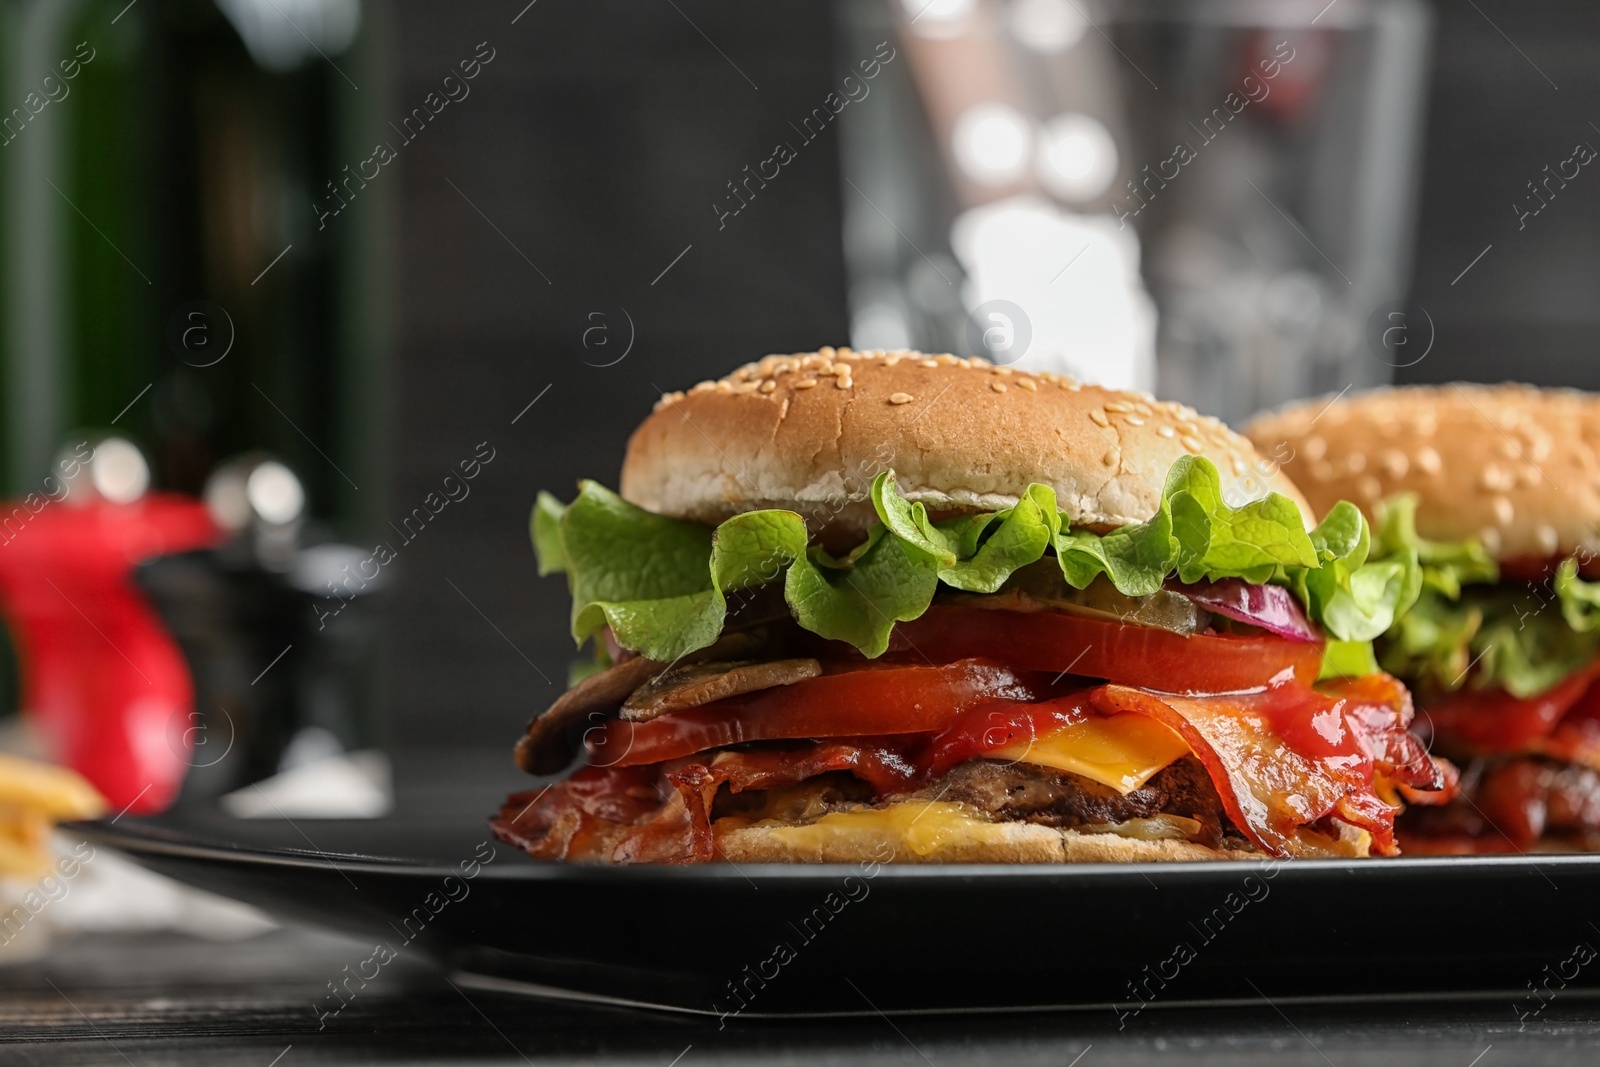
<box><xmin>713</xmin><ymin>800</ymin><xmax>1261</xmax><ymax>864</ymax></box>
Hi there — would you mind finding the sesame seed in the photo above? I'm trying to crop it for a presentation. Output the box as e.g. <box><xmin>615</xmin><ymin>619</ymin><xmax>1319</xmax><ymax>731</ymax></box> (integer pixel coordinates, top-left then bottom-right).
<box><xmin>1102</xmin><ymin>450</ymin><xmax>1118</xmax><ymax>467</ymax></box>
<box><xmin>818</xmin><ymin>346</ymin><xmax>836</xmax><ymax>358</ymax></box>
<box><xmin>1158</xmin><ymin>426</ymin><xmax>1176</xmax><ymax>439</ymax></box>
<box><xmin>1380</xmin><ymin>449</ymin><xmax>1409</xmax><ymax>478</ymax></box>
<box><xmin>888</xmin><ymin>392</ymin><xmax>914</xmax><ymax>405</ymax></box>
<box><xmin>1017</xmin><ymin>378</ymin><xmax>1037</xmax><ymax>392</ymax></box>
<box><xmin>1230</xmin><ymin>455</ymin><xmax>1245</xmax><ymax>476</ymax></box>
<box><xmin>715</xmin><ymin>381</ymin><xmax>734</xmax><ymax>394</ymax></box>
<box><xmin>1358</xmin><ymin>475</ymin><xmax>1382</xmax><ymax>500</ymax></box>
<box><xmin>1181</xmin><ymin>436</ymin><xmax>1204</xmax><ymax>454</ymax></box>
<box><xmin>1415</xmin><ymin>447</ymin><xmax>1442</xmax><ymax>475</ymax></box>
<box><xmin>1479</xmin><ymin>526</ymin><xmax>1503</xmax><ymax>555</ymax></box>
<box><xmin>1480</xmin><ymin>465</ymin><xmax>1515</xmax><ymax>492</ymax></box>
<box><xmin>691</xmin><ymin>381</ymin><xmax>716</xmax><ymax>394</ymax></box>
<box><xmin>1089</xmin><ymin>409</ymin><xmax>1110</xmax><ymax>427</ymax></box>
<box><xmin>759</xmin><ymin>380</ymin><xmax>777</xmax><ymax>394</ymax></box>
<box><xmin>991</xmin><ymin>381</ymin><xmax>1008</xmax><ymax>393</ymax></box>
<box><xmin>1537</xmin><ymin>524</ymin><xmax>1560</xmax><ymax>554</ymax></box>
<box><xmin>795</xmin><ymin>379</ymin><xmax>817</xmax><ymax>389</ymax></box>
<box><xmin>835</xmin><ymin>376</ymin><xmax>853</xmax><ymax>390</ymax></box>
<box><xmin>1124</xmin><ymin>415</ymin><xmax>1145</xmax><ymax>426</ymax></box>
<box><xmin>1104</xmin><ymin>401</ymin><xmax>1133</xmax><ymax>413</ymax></box>
<box><xmin>994</xmin><ymin>366</ymin><xmax>1013</xmax><ymax>376</ymax></box>
<box><xmin>1345</xmin><ymin>452</ymin><xmax>1367</xmax><ymax>474</ymax></box>
<box><xmin>920</xmin><ymin>359</ymin><xmax>939</xmax><ymax>369</ymax></box>
<box><xmin>1492</xmin><ymin>496</ymin><xmax>1515</xmax><ymax>526</ymax></box>
<box><xmin>1301</xmin><ymin>435</ymin><xmax>1327</xmax><ymax>462</ymax></box>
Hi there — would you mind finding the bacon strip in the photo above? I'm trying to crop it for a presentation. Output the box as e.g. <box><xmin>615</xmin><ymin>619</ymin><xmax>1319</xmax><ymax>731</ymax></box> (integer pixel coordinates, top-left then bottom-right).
<box><xmin>492</xmin><ymin>742</ymin><xmax>918</xmax><ymax>863</ymax></box>
<box><xmin>1093</xmin><ymin>675</ymin><xmax>1453</xmax><ymax>857</ymax></box>
<box><xmin>495</xmin><ymin>675</ymin><xmax>1455</xmax><ymax>862</ymax></box>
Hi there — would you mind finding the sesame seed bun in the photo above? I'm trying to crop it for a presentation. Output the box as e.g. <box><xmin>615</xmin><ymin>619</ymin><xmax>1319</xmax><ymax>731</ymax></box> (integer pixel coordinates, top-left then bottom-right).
<box><xmin>623</xmin><ymin>347</ymin><xmax>1310</xmax><ymax>536</ymax></box>
<box><xmin>714</xmin><ymin>802</ymin><xmax>1265</xmax><ymax>863</ymax></box>
<box><xmin>1243</xmin><ymin>383</ymin><xmax>1600</xmax><ymax>562</ymax></box>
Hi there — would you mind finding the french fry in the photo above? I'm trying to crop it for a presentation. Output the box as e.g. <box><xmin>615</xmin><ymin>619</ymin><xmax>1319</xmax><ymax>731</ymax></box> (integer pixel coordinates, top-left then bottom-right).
<box><xmin>0</xmin><ymin>817</ymin><xmax>51</xmax><ymax>878</ymax></box>
<box><xmin>0</xmin><ymin>754</ymin><xmax>106</xmax><ymax>822</ymax></box>
<box><xmin>0</xmin><ymin>754</ymin><xmax>106</xmax><ymax>877</ymax></box>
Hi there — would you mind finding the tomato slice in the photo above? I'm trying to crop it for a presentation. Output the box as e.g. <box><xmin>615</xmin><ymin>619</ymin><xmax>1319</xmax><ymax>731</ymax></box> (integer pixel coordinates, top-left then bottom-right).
<box><xmin>890</xmin><ymin>605</ymin><xmax>1323</xmax><ymax>693</ymax></box>
<box><xmin>593</xmin><ymin>659</ymin><xmax>1045</xmax><ymax>768</ymax></box>
<box><xmin>1422</xmin><ymin>660</ymin><xmax>1600</xmax><ymax>755</ymax></box>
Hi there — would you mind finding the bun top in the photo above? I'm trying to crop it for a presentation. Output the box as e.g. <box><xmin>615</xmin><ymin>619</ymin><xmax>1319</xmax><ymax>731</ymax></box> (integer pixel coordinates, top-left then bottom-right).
<box><xmin>621</xmin><ymin>347</ymin><xmax>1309</xmax><ymax>536</ymax></box>
<box><xmin>1244</xmin><ymin>383</ymin><xmax>1600</xmax><ymax>561</ymax></box>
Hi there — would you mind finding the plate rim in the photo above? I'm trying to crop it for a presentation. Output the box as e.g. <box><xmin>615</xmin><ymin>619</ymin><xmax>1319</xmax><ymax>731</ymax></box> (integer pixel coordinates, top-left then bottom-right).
<box><xmin>63</xmin><ymin>817</ymin><xmax>1600</xmax><ymax>883</ymax></box>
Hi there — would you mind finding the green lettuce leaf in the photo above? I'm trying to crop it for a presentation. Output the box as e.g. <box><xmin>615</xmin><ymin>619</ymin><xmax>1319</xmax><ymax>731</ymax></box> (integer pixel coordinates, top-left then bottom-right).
<box><xmin>1287</xmin><ymin>502</ymin><xmax>1416</xmax><ymax>643</ymax></box>
<box><xmin>936</xmin><ymin>484</ymin><xmax>1062</xmax><ymax>593</ymax></box>
<box><xmin>1474</xmin><ymin>604</ymin><xmax>1600</xmax><ymax>699</ymax></box>
<box><xmin>1051</xmin><ymin>456</ymin><xmax>1318</xmax><ymax>598</ymax></box>
<box><xmin>1166</xmin><ymin>456</ymin><xmax>1317</xmax><ymax>583</ymax></box>
<box><xmin>1556</xmin><ymin>557</ymin><xmax>1600</xmax><ymax>633</ymax></box>
<box><xmin>1053</xmin><ymin>501</ymin><xmax>1174</xmax><ymax>597</ymax></box>
<box><xmin>1380</xmin><ymin>584</ymin><xmax>1600</xmax><ymax>700</ymax></box>
<box><xmin>1379</xmin><ymin>589</ymin><xmax>1484</xmax><ymax>692</ymax></box>
<box><xmin>1368</xmin><ymin>507</ymin><xmax>1600</xmax><ymax>698</ymax></box>
<box><xmin>531</xmin><ymin>491</ymin><xmax>568</xmax><ymax>577</ymax></box>
<box><xmin>1374</xmin><ymin>494</ymin><xmax>1497</xmax><ymax>598</ymax></box>
<box><xmin>557</xmin><ymin>481</ymin><xmax>714</xmax><ymax>656</ymax></box>
<box><xmin>547</xmin><ymin>484</ymin><xmax>806</xmax><ymax>661</ymax></box>
<box><xmin>1319</xmin><ymin>639</ymin><xmax>1380</xmax><ymax>680</ymax></box>
<box><xmin>787</xmin><ymin>529</ymin><xmax>940</xmax><ymax>657</ymax></box>
<box><xmin>534</xmin><ymin>458</ymin><xmax>1420</xmax><ymax>665</ymax></box>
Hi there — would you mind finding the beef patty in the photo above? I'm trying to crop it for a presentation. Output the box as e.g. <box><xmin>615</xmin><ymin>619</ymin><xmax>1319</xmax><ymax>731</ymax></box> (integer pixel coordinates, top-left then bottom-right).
<box><xmin>925</xmin><ymin>756</ymin><xmax>1232</xmax><ymax>847</ymax></box>
<box><xmin>710</xmin><ymin>755</ymin><xmax>1235</xmax><ymax>848</ymax></box>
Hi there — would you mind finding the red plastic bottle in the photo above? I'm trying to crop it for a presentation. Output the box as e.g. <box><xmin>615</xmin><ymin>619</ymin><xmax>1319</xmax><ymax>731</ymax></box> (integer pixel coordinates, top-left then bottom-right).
<box><xmin>0</xmin><ymin>495</ymin><xmax>219</xmax><ymax>814</ymax></box>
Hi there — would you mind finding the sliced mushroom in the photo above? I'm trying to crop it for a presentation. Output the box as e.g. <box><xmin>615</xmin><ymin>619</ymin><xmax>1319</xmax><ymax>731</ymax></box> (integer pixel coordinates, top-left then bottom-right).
<box><xmin>515</xmin><ymin>654</ymin><xmax>662</xmax><ymax>775</ymax></box>
<box><xmin>621</xmin><ymin>658</ymin><xmax>822</xmax><ymax>722</ymax></box>
<box><xmin>513</xmin><ymin>628</ymin><xmax>783</xmax><ymax>775</ymax></box>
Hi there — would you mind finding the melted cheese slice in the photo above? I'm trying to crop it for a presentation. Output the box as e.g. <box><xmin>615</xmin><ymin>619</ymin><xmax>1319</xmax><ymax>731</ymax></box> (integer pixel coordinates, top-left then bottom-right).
<box><xmin>990</xmin><ymin>713</ymin><xmax>1192</xmax><ymax>795</ymax></box>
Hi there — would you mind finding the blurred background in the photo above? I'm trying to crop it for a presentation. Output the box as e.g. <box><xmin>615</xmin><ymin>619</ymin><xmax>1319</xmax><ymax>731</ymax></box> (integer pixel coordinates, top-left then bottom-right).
<box><xmin>0</xmin><ymin>0</ymin><xmax>1597</xmax><ymax>801</ymax></box>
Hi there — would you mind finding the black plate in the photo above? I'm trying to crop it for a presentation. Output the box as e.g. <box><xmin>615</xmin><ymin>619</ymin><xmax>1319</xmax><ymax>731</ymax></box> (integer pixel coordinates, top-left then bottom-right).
<box><xmin>66</xmin><ymin>815</ymin><xmax>1600</xmax><ymax>1018</ymax></box>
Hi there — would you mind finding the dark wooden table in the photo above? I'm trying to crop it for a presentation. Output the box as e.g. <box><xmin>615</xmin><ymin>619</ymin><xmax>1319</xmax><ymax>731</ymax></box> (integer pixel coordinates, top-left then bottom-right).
<box><xmin>5</xmin><ymin>922</ymin><xmax>1600</xmax><ymax>1065</ymax></box>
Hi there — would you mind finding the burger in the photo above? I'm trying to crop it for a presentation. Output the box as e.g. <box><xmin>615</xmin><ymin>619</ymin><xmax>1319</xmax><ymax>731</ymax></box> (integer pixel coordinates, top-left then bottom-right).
<box><xmin>1246</xmin><ymin>383</ymin><xmax>1600</xmax><ymax>852</ymax></box>
<box><xmin>493</xmin><ymin>348</ymin><xmax>1455</xmax><ymax>864</ymax></box>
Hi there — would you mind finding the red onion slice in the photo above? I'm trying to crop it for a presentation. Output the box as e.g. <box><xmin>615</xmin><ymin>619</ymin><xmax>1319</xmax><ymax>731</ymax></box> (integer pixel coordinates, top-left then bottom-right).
<box><xmin>1168</xmin><ymin>578</ymin><xmax>1322</xmax><ymax>643</ymax></box>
